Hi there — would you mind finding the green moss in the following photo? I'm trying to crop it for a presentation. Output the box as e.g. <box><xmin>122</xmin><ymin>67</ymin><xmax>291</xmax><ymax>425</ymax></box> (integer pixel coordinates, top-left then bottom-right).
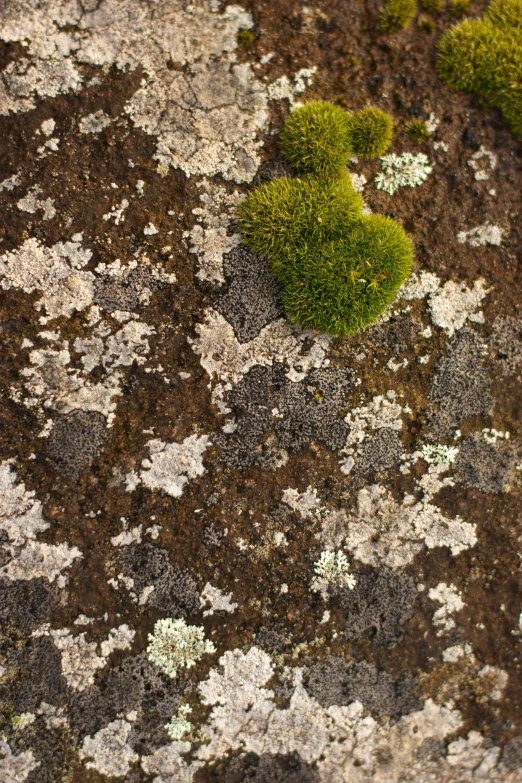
<box><xmin>451</xmin><ymin>0</ymin><xmax>470</xmax><ymax>15</ymax></box>
<box><xmin>419</xmin><ymin>16</ymin><xmax>436</xmax><ymax>31</ymax></box>
<box><xmin>277</xmin><ymin>217</ymin><xmax>413</xmax><ymax>336</ymax></box>
<box><xmin>238</xmin><ymin>102</ymin><xmax>413</xmax><ymax>338</ymax></box>
<box><xmin>346</xmin><ymin>107</ymin><xmax>395</xmax><ymax>158</ymax></box>
<box><xmin>422</xmin><ymin>0</ymin><xmax>443</xmax><ymax>12</ymax></box>
<box><xmin>238</xmin><ymin>175</ymin><xmax>364</xmax><ymax>260</ymax></box>
<box><xmin>381</xmin><ymin>0</ymin><xmax>417</xmax><ymax>32</ymax></box>
<box><xmin>406</xmin><ymin>119</ymin><xmax>430</xmax><ymax>141</ymax></box>
<box><xmin>279</xmin><ymin>102</ymin><xmax>354</xmax><ymax>177</ymax></box>
<box><xmin>438</xmin><ymin>0</ymin><xmax>522</xmax><ymax>139</ymax></box>
<box><xmin>237</xmin><ymin>28</ymin><xmax>255</xmax><ymax>47</ymax></box>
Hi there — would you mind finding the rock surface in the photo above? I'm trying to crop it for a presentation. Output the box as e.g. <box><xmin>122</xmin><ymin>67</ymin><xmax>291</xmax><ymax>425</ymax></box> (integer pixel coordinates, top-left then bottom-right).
<box><xmin>0</xmin><ymin>0</ymin><xmax>521</xmax><ymax>781</ymax></box>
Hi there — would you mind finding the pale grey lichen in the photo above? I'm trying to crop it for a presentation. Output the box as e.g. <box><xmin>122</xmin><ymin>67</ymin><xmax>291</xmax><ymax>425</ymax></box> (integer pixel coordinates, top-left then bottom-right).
<box><xmin>147</xmin><ymin>617</ymin><xmax>216</xmax><ymax>679</ymax></box>
<box><xmin>79</xmin><ymin>719</ymin><xmax>139</xmax><ymax>778</ymax></box>
<box><xmin>375</xmin><ymin>153</ymin><xmax>432</xmax><ymax>195</ymax></box>
<box><xmin>282</xmin><ymin>486</ymin><xmax>320</xmax><ymax>519</ymax></box>
<box><xmin>0</xmin><ymin>236</ymin><xmax>94</xmax><ymax>321</ymax></box>
<box><xmin>0</xmin><ymin>459</ymin><xmax>82</xmax><ymax>584</ymax></box>
<box><xmin>468</xmin><ymin>146</ymin><xmax>497</xmax><ymax>181</ymax></box>
<box><xmin>0</xmin><ymin>737</ymin><xmax>40</xmax><ymax>782</ymax></box>
<box><xmin>130</xmin><ymin>435</ymin><xmax>211</xmax><ymax>499</ymax></box>
<box><xmin>428</xmin><ymin>279</ymin><xmax>488</xmax><ymax>335</ymax></box>
<box><xmin>16</xmin><ymin>185</ymin><xmax>56</xmax><ymax>220</ymax></box>
<box><xmin>35</xmin><ymin>623</ymin><xmax>135</xmax><ymax>690</ymax></box>
<box><xmin>428</xmin><ymin>582</ymin><xmax>465</xmax><ymax>633</ymax></box>
<box><xmin>457</xmin><ymin>222</ymin><xmax>503</xmax><ymax>247</ymax></box>
<box><xmin>200</xmin><ymin>583</ymin><xmax>237</xmax><ymax>616</ymax></box>
<box><xmin>196</xmin><ymin>647</ymin><xmax>464</xmax><ymax>779</ymax></box>
<box><xmin>341</xmin><ymin>482</ymin><xmax>476</xmax><ymax>568</ymax></box>
<box><xmin>78</xmin><ymin>109</ymin><xmax>111</xmax><ymax>134</ymax></box>
<box><xmin>341</xmin><ymin>393</ymin><xmax>404</xmax><ymax>474</ymax></box>
<box><xmin>188</xmin><ymin>180</ymin><xmax>244</xmax><ymax>284</ymax></box>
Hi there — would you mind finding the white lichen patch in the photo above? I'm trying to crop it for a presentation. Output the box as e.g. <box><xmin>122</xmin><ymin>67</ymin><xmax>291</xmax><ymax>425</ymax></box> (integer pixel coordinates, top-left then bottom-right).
<box><xmin>79</xmin><ymin>109</ymin><xmax>111</xmax><ymax>134</ymax></box>
<box><xmin>342</xmin><ymin>483</ymin><xmax>476</xmax><ymax>569</ymax></box>
<box><xmin>0</xmin><ymin>0</ymin><xmax>316</xmax><ymax>181</ymax></box>
<box><xmin>37</xmin><ymin>702</ymin><xmax>68</xmax><ymax>730</ymax></box>
<box><xmin>20</xmin><ymin>334</ymin><xmax>118</xmax><ymax>424</ymax></box>
<box><xmin>400</xmin><ymin>270</ymin><xmax>441</xmax><ymax>301</ymax></box>
<box><xmin>0</xmin><ymin>460</ymin><xmax>82</xmax><ymax>584</ymax></box>
<box><xmin>2</xmin><ymin>541</ymin><xmax>83</xmax><ymax>584</ymax></box>
<box><xmin>80</xmin><ymin>719</ymin><xmax>139</xmax><ymax>778</ymax></box>
<box><xmin>375</xmin><ymin>153</ymin><xmax>432</xmax><ymax>195</ymax></box>
<box><xmin>428</xmin><ymin>279</ymin><xmax>488</xmax><ymax>335</ymax></box>
<box><xmin>191</xmin><ymin>308</ymin><xmax>330</xmax><ymax>385</ymax></box>
<box><xmin>0</xmin><ymin>237</ymin><xmax>93</xmax><ymax>321</ymax></box>
<box><xmin>147</xmin><ymin>618</ymin><xmax>216</xmax><ymax>679</ymax></box>
<box><xmin>188</xmin><ymin>180</ymin><xmax>244</xmax><ymax>284</ymax></box>
<box><xmin>457</xmin><ymin>222</ymin><xmax>503</xmax><ymax>247</ymax></box>
<box><xmin>129</xmin><ymin>435</ymin><xmax>211</xmax><ymax>499</ymax></box>
<box><xmin>141</xmin><ymin>741</ymin><xmax>194</xmax><ymax>783</ymax></box>
<box><xmin>196</xmin><ymin>647</ymin><xmax>464</xmax><ymax>780</ymax></box>
<box><xmin>190</xmin><ymin>308</ymin><xmax>330</xmax><ymax>413</ymax></box>
<box><xmin>0</xmin><ymin>460</ymin><xmax>48</xmax><ymax>546</ymax></box>
<box><xmin>36</xmin><ymin>624</ymin><xmax>135</xmax><ymax>691</ymax></box>
<box><xmin>341</xmin><ymin>393</ymin><xmax>403</xmax><ymax>474</ymax></box>
<box><xmin>282</xmin><ymin>486</ymin><xmax>320</xmax><ymax>519</ymax></box>
<box><xmin>200</xmin><ymin>583</ymin><xmax>237</xmax><ymax>617</ymax></box>
<box><xmin>468</xmin><ymin>146</ymin><xmax>497</xmax><ymax>181</ymax></box>
<box><xmin>17</xmin><ymin>185</ymin><xmax>56</xmax><ymax>220</ymax></box>
<box><xmin>428</xmin><ymin>582</ymin><xmax>465</xmax><ymax>633</ymax></box>
<box><xmin>0</xmin><ymin>738</ymin><xmax>40</xmax><ymax>782</ymax></box>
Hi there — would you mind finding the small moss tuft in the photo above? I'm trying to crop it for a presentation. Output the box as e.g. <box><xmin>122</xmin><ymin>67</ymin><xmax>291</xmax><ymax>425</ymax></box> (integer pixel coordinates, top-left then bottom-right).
<box><xmin>438</xmin><ymin>0</ymin><xmax>522</xmax><ymax>139</ymax></box>
<box><xmin>239</xmin><ymin>102</ymin><xmax>413</xmax><ymax>337</ymax></box>
<box><xmin>451</xmin><ymin>0</ymin><xmax>470</xmax><ymax>15</ymax></box>
<box><xmin>347</xmin><ymin>107</ymin><xmax>395</xmax><ymax>158</ymax></box>
<box><xmin>406</xmin><ymin>119</ymin><xmax>430</xmax><ymax>141</ymax></box>
<box><xmin>419</xmin><ymin>16</ymin><xmax>436</xmax><ymax>31</ymax></box>
<box><xmin>381</xmin><ymin>0</ymin><xmax>417</xmax><ymax>32</ymax></box>
<box><xmin>237</xmin><ymin>28</ymin><xmax>255</xmax><ymax>47</ymax></box>
<box><xmin>422</xmin><ymin>0</ymin><xmax>444</xmax><ymax>12</ymax></box>
<box><xmin>279</xmin><ymin>101</ymin><xmax>353</xmax><ymax>177</ymax></box>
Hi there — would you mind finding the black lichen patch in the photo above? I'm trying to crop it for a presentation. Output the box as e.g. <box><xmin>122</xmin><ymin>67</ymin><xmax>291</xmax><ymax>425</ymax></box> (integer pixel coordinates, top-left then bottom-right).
<box><xmin>68</xmin><ymin>652</ymin><xmax>187</xmax><ymax>750</ymax></box>
<box><xmin>118</xmin><ymin>543</ymin><xmax>200</xmax><ymax>616</ymax></box>
<box><xmin>454</xmin><ymin>433</ymin><xmax>517</xmax><ymax>494</ymax></box>
<box><xmin>214</xmin><ymin>245</ymin><xmax>283</xmax><ymax>343</ymax></box>
<box><xmin>303</xmin><ymin>656</ymin><xmax>420</xmax><ymax>717</ymax></box>
<box><xmin>0</xmin><ymin>577</ymin><xmax>58</xmax><ymax>633</ymax></box>
<box><xmin>93</xmin><ymin>266</ymin><xmax>165</xmax><ymax>313</ymax></box>
<box><xmin>46</xmin><ymin>410</ymin><xmax>108</xmax><ymax>478</ymax></box>
<box><xmin>503</xmin><ymin>736</ymin><xmax>522</xmax><ymax>770</ymax></box>
<box><xmin>197</xmin><ymin>751</ymin><xmax>320</xmax><ymax>783</ymax></box>
<box><xmin>218</xmin><ymin>366</ymin><xmax>353</xmax><ymax>468</ymax></box>
<box><xmin>354</xmin><ymin>428</ymin><xmax>403</xmax><ymax>481</ymax></box>
<box><xmin>429</xmin><ymin>328</ymin><xmax>493</xmax><ymax>436</ymax></box>
<box><xmin>1</xmin><ymin>636</ymin><xmax>66</xmax><ymax>714</ymax></box>
<box><xmin>339</xmin><ymin>567</ymin><xmax>418</xmax><ymax>648</ymax></box>
<box><xmin>490</xmin><ymin>315</ymin><xmax>522</xmax><ymax>376</ymax></box>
